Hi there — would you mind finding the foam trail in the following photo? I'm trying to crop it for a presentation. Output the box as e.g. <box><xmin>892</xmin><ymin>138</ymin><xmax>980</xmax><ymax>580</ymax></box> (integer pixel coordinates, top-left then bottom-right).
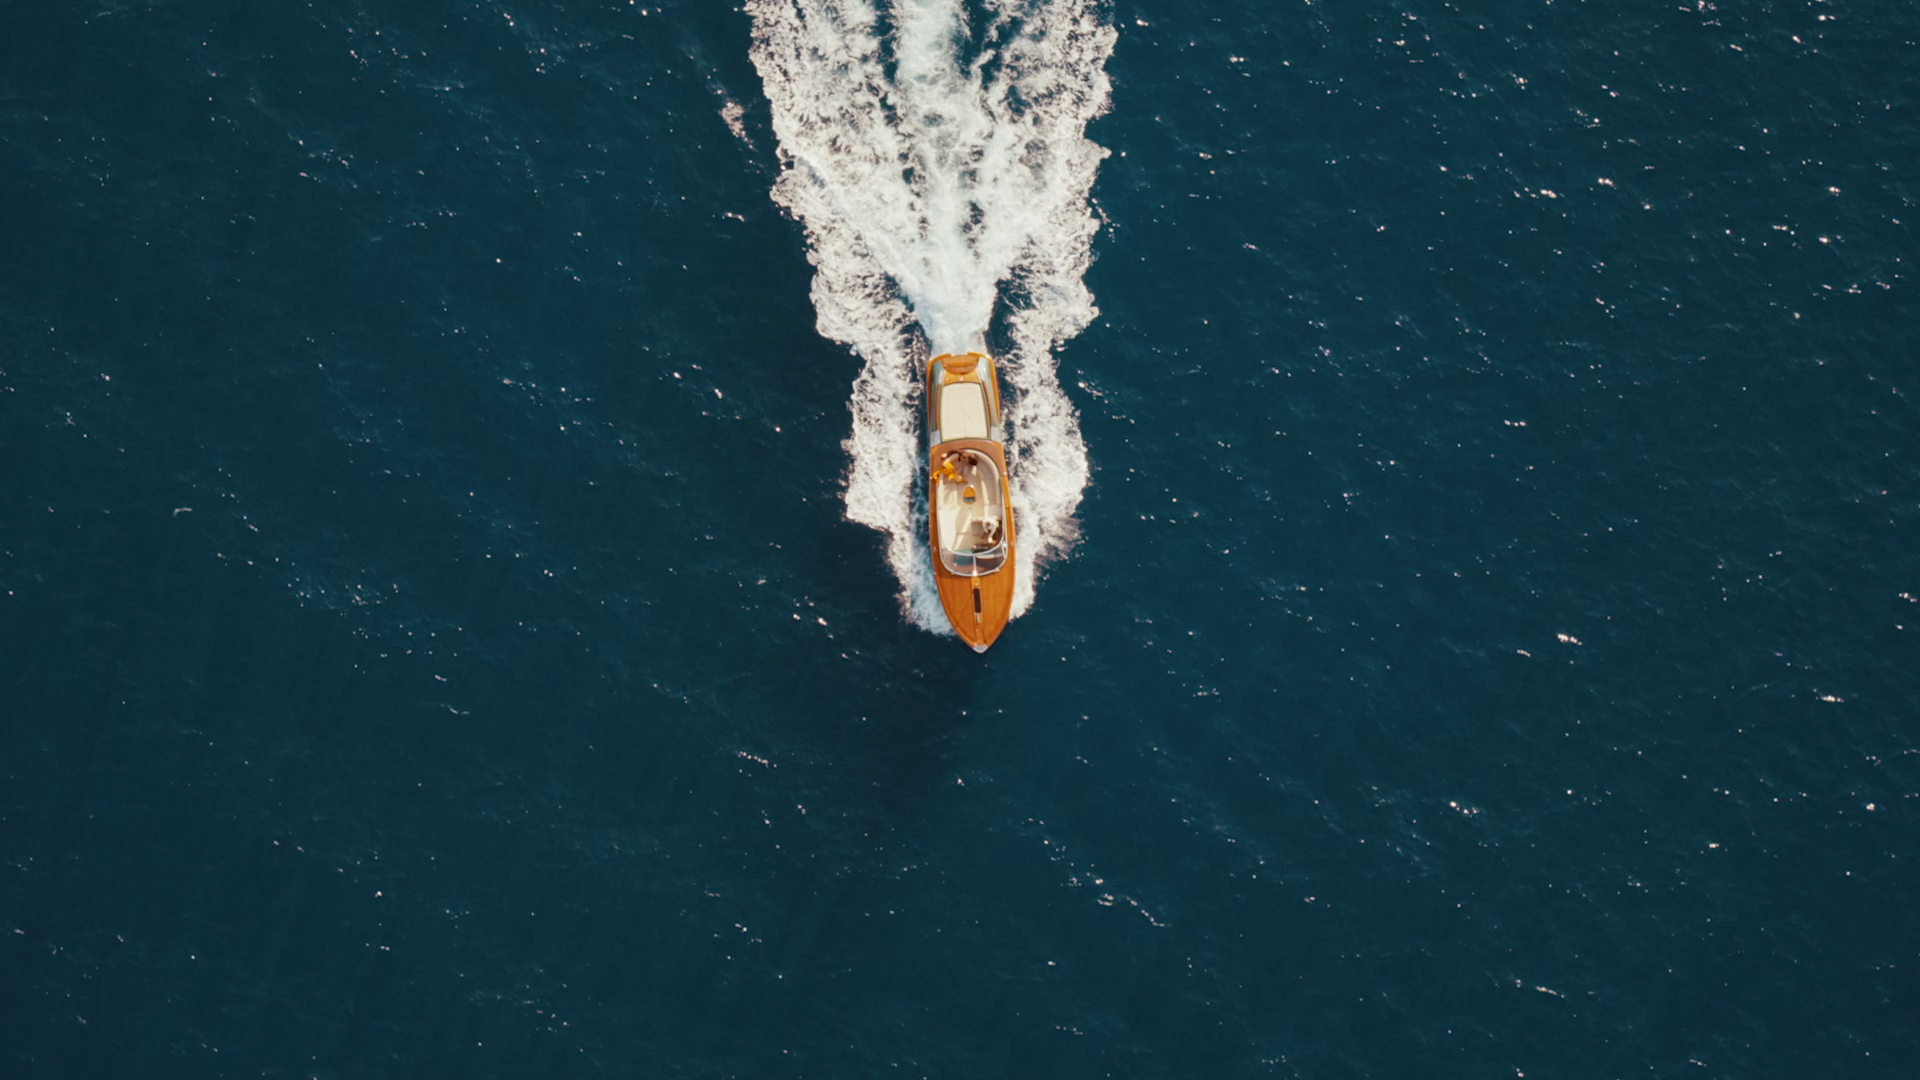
<box><xmin>747</xmin><ymin>0</ymin><xmax>1113</xmax><ymax>627</ymax></box>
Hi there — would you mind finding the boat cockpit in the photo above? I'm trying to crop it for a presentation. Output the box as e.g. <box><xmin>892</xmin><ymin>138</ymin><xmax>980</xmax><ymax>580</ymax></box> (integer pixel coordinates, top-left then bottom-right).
<box><xmin>932</xmin><ymin>448</ymin><xmax>1008</xmax><ymax>575</ymax></box>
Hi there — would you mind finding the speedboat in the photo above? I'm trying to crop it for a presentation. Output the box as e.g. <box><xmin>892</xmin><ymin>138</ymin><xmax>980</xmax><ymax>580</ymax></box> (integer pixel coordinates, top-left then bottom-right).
<box><xmin>925</xmin><ymin>352</ymin><xmax>1016</xmax><ymax>652</ymax></box>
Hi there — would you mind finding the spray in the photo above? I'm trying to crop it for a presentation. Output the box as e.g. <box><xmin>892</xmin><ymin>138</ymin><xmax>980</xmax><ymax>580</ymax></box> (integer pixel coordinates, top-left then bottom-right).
<box><xmin>747</xmin><ymin>0</ymin><xmax>1114</xmax><ymax>627</ymax></box>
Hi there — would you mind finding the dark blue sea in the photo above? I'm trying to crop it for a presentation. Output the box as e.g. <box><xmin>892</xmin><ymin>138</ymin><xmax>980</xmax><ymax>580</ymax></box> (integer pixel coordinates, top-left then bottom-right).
<box><xmin>4</xmin><ymin>1</ymin><xmax>1917</xmax><ymax>1077</ymax></box>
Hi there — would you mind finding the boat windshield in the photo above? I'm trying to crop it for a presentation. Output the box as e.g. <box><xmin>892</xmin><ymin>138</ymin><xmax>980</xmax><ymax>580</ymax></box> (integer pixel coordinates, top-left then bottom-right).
<box><xmin>933</xmin><ymin>450</ymin><xmax>1008</xmax><ymax>575</ymax></box>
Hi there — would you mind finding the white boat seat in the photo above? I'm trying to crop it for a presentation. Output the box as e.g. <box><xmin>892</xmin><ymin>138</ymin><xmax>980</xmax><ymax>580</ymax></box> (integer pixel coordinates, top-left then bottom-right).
<box><xmin>939</xmin><ymin>382</ymin><xmax>990</xmax><ymax>441</ymax></box>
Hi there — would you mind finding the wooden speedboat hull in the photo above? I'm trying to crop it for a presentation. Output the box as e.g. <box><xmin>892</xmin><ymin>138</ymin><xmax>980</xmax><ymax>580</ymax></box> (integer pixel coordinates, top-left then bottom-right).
<box><xmin>926</xmin><ymin>353</ymin><xmax>1017</xmax><ymax>652</ymax></box>
<box><xmin>928</xmin><ymin>439</ymin><xmax>1016</xmax><ymax>651</ymax></box>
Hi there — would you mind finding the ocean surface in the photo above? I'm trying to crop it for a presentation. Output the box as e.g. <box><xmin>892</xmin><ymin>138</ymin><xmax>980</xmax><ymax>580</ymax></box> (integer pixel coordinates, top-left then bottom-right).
<box><xmin>3</xmin><ymin>1</ymin><xmax>1917</xmax><ymax>1077</ymax></box>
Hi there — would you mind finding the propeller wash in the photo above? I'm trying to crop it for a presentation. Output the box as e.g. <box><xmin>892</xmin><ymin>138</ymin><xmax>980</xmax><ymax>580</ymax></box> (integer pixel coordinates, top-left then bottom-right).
<box><xmin>746</xmin><ymin>0</ymin><xmax>1115</xmax><ymax>630</ymax></box>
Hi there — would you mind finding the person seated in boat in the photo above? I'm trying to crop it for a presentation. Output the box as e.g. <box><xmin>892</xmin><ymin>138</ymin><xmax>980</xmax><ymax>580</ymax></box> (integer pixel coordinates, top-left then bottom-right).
<box><xmin>971</xmin><ymin>518</ymin><xmax>1002</xmax><ymax>550</ymax></box>
<box><xmin>933</xmin><ymin>455</ymin><xmax>962</xmax><ymax>485</ymax></box>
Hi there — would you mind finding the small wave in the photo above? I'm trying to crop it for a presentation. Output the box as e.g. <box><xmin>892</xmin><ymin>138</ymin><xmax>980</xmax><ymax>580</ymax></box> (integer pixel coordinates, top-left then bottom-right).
<box><xmin>747</xmin><ymin>0</ymin><xmax>1114</xmax><ymax>628</ymax></box>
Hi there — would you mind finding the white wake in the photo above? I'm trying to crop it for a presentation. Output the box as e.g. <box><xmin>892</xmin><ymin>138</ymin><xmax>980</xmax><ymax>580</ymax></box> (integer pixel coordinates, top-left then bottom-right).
<box><xmin>746</xmin><ymin>0</ymin><xmax>1114</xmax><ymax>629</ymax></box>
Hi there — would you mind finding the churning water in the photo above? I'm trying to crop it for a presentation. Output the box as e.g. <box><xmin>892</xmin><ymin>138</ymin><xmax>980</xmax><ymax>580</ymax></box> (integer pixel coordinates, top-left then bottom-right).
<box><xmin>747</xmin><ymin>0</ymin><xmax>1114</xmax><ymax>626</ymax></box>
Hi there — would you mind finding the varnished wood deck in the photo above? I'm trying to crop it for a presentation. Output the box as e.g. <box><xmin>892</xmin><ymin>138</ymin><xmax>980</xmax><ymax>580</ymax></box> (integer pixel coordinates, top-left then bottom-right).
<box><xmin>928</xmin><ymin>438</ymin><xmax>1016</xmax><ymax>652</ymax></box>
<box><xmin>932</xmin><ymin>525</ymin><xmax>1016</xmax><ymax>651</ymax></box>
